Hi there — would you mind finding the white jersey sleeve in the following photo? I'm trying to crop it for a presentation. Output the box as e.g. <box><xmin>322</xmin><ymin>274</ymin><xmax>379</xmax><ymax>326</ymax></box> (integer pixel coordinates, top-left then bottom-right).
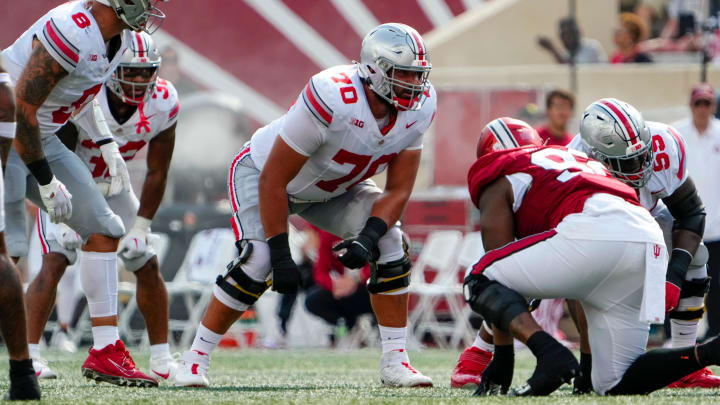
<box><xmin>154</xmin><ymin>78</ymin><xmax>180</xmax><ymax>131</ymax></box>
<box><xmin>280</xmin><ymin>99</ymin><xmax>325</xmax><ymax>157</ymax></box>
<box><xmin>646</xmin><ymin>121</ymin><xmax>689</xmax><ymax>198</ymax></box>
<box><xmin>35</xmin><ymin>12</ymin><xmax>87</xmax><ymax>73</ymax></box>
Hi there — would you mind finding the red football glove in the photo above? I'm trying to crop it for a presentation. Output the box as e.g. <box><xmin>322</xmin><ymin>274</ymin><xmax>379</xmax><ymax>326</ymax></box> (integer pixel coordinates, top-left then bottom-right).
<box><xmin>665</xmin><ymin>281</ymin><xmax>681</xmax><ymax>313</ymax></box>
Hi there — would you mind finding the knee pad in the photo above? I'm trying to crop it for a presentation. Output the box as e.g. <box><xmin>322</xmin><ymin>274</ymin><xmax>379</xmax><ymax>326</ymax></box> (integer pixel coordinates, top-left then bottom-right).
<box><xmin>367</xmin><ymin>256</ymin><xmax>411</xmax><ymax>294</ymax></box>
<box><xmin>464</xmin><ymin>274</ymin><xmax>528</xmax><ymax>332</ymax></box>
<box><xmin>376</xmin><ymin>226</ymin><xmax>406</xmax><ymax>264</ymax></box>
<box><xmin>79</xmin><ymin>251</ymin><xmax>118</xmax><ymax>317</ymax></box>
<box><xmin>671</xmin><ymin>277</ymin><xmax>711</xmax><ymax>321</ymax></box>
<box><xmin>214</xmin><ymin>241</ymin><xmax>271</xmax><ymax>309</ymax></box>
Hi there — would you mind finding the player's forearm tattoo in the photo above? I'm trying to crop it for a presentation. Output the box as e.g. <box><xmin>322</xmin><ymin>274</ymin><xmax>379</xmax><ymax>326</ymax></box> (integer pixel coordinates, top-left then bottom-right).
<box><xmin>14</xmin><ymin>43</ymin><xmax>67</xmax><ymax>163</ymax></box>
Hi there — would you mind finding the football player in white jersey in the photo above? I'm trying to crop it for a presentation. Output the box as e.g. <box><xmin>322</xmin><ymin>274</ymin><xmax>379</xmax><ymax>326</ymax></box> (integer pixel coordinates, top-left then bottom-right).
<box><xmin>27</xmin><ymin>31</ymin><xmax>179</xmax><ymax>384</ymax></box>
<box><xmin>452</xmin><ymin>98</ymin><xmax>719</xmax><ymax>392</ymax></box>
<box><xmin>0</xmin><ymin>61</ymin><xmax>41</xmax><ymax>400</ymax></box>
<box><xmin>2</xmin><ymin>0</ymin><xmax>166</xmax><ymax>387</ymax></box>
<box><xmin>175</xmin><ymin>23</ymin><xmax>436</xmax><ymax>388</ymax></box>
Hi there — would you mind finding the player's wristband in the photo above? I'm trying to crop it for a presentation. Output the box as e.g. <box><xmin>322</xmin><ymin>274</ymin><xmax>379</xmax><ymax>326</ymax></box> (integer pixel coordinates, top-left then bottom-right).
<box><xmin>95</xmin><ymin>138</ymin><xmax>114</xmax><ymax>146</ymax></box>
<box><xmin>666</xmin><ymin>248</ymin><xmax>692</xmax><ymax>287</ymax></box>
<box><xmin>267</xmin><ymin>232</ymin><xmax>293</xmax><ymax>264</ymax></box>
<box><xmin>358</xmin><ymin>217</ymin><xmax>388</xmax><ymax>247</ymax></box>
<box><xmin>26</xmin><ymin>158</ymin><xmax>53</xmax><ymax>186</ymax></box>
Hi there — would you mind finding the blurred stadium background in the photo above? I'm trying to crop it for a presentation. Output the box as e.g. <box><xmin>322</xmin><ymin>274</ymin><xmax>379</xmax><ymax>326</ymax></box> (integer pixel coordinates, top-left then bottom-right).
<box><xmin>2</xmin><ymin>0</ymin><xmax>719</xmax><ymax>352</ymax></box>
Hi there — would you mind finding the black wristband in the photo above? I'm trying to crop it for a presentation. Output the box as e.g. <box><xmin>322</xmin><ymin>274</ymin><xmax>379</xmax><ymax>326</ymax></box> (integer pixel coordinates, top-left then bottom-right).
<box><xmin>667</xmin><ymin>248</ymin><xmax>692</xmax><ymax>286</ymax></box>
<box><xmin>26</xmin><ymin>158</ymin><xmax>53</xmax><ymax>186</ymax></box>
<box><xmin>267</xmin><ymin>232</ymin><xmax>292</xmax><ymax>261</ymax></box>
<box><xmin>359</xmin><ymin>216</ymin><xmax>388</xmax><ymax>246</ymax></box>
<box><xmin>96</xmin><ymin>138</ymin><xmax>114</xmax><ymax>146</ymax></box>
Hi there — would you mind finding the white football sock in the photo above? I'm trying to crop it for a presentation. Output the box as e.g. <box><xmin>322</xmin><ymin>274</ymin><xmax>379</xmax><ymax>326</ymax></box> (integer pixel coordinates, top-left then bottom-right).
<box><xmin>92</xmin><ymin>325</ymin><xmax>119</xmax><ymax>350</ymax></box>
<box><xmin>191</xmin><ymin>323</ymin><xmax>223</xmax><ymax>355</ymax></box>
<box><xmin>671</xmin><ymin>319</ymin><xmax>699</xmax><ymax>348</ymax></box>
<box><xmin>28</xmin><ymin>344</ymin><xmax>40</xmax><ymax>359</ymax></box>
<box><xmin>379</xmin><ymin>325</ymin><xmax>406</xmax><ymax>354</ymax></box>
<box><xmin>150</xmin><ymin>343</ymin><xmax>170</xmax><ymax>361</ymax></box>
<box><xmin>472</xmin><ymin>330</ymin><xmax>495</xmax><ymax>353</ymax></box>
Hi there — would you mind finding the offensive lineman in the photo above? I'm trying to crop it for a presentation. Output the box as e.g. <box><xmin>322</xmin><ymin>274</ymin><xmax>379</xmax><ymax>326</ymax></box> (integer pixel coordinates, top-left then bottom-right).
<box><xmin>0</xmin><ymin>60</ymin><xmax>41</xmax><ymax>400</ymax></box>
<box><xmin>452</xmin><ymin>100</ymin><xmax>720</xmax><ymax>390</ymax></box>
<box><xmin>29</xmin><ymin>31</ymin><xmax>179</xmax><ymax>383</ymax></box>
<box><xmin>175</xmin><ymin>23</ymin><xmax>436</xmax><ymax>388</ymax></box>
<box><xmin>463</xmin><ymin>116</ymin><xmax>720</xmax><ymax>396</ymax></box>
<box><xmin>2</xmin><ymin>0</ymin><xmax>166</xmax><ymax>387</ymax></box>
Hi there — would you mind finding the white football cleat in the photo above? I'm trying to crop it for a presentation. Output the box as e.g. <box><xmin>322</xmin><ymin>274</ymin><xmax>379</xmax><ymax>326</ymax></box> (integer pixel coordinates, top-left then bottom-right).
<box><xmin>150</xmin><ymin>353</ymin><xmax>181</xmax><ymax>383</ymax></box>
<box><xmin>32</xmin><ymin>356</ymin><xmax>57</xmax><ymax>379</ymax></box>
<box><xmin>174</xmin><ymin>350</ymin><xmax>210</xmax><ymax>387</ymax></box>
<box><xmin>379</xmin><ymin>349</ymin><xmax>433</xmax><ymax>387</ymax></box>
<box><xmin>52</xmin><ymin>331</ymin><xmax>77</xmax><ymax>353</ymax></box>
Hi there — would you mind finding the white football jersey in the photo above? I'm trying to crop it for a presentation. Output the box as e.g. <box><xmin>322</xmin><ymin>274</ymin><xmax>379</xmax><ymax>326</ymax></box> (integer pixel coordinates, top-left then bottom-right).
<box><xmin>568</xmin><ymin>120</ymin><xmax>688</xmax><ymax>214</ymax></box>
<box><xmin>1</xmin><ymin>1</ymin><xmax>131</xmax><ymax>138</ymax></box>
<box><xmin>249</xmin><ymin>64</ymin><xmax>437</xmax><ymax>202</ymax></box>
<box><xmin>71</xmin><ymin>79</ymin><xmax>179</xmax><ymax>182</ymax></box>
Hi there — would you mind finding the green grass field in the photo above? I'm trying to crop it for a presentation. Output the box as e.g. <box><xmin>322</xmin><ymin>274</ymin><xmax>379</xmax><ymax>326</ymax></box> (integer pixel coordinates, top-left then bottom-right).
<box><xmin>1</xmin><ymin>348</ymin><xmax>719</xmax><ymax>404</ymax></box>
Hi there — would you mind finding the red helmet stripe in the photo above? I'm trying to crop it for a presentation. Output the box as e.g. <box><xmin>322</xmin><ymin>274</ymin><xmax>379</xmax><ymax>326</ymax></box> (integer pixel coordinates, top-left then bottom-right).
<box><xmin>410</xmin><ymin>31</ymin><xmax>425</xmax><ymax>61</ymax></box>
<box><xmin>135</xmin><ymin>32</ymin><xmax>145</xmax><ymax>57</ymax></box>
<box><xmin>599</xmin><ymin>100</ymin><xmax>638</xmax><ymax>146</ymax></box>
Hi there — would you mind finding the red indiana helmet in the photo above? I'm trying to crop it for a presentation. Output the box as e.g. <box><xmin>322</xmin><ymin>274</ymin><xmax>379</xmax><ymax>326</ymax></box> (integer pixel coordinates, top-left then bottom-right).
<box><xmin>476</xmin><ymin>117</ymin><xmax>543</xmax><ymax>158</ymax></box>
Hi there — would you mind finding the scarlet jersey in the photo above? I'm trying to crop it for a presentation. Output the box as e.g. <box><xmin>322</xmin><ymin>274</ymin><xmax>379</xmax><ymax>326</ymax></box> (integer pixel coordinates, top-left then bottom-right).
<box><xmin>568</xmin><ymin>121</ymin><xmax>688</xmax><ymax>214</ymax></box>
<box><xmin>1</xmin><ymin>1</ymin><xmax>131</xmax><ymax>138</ymax></box>
<box><xmin>467</xmin><ymin>146</ymin><xmax>641</xmax><ymax>239</ymax></box>
<box><xmin>249</xmin><ymin>64</ymin><xmax>436</xmax><ymax>202</ymax></box>
<box><xmin>71</xmin><ymin>79</ymin><xmax>179</xmax><ymax>181</ymax></box>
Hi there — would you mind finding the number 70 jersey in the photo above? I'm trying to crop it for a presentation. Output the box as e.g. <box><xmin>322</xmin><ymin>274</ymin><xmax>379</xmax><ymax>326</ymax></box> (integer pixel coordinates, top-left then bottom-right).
<box><xmin>467</xmin><ymin>145</ymin><xmax>641</xmax><ymax>239</ymax></box>
<box><xmin>249</xmin><ymin>64</ymin><xmax>437</xmax><ymax>202</ymax></box>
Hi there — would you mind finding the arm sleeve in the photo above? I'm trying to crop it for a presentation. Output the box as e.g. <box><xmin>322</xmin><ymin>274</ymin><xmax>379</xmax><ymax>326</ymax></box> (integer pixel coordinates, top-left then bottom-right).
<box><xmin>279</xmin><ymin>100</ymin><xmax>326</xmax><ymax>157</ymax></box>
<box><xmin>70</xmin><ymin>103</ymin><xmax>113</xmax><ymax>144</ymax></box>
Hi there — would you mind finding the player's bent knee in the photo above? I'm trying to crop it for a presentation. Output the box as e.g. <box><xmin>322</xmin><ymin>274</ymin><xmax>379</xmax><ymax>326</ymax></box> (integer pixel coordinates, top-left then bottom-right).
<box><xmin>214</xmin><ymin>240</ymin><xmax>271</xmax><ymax>310</ymax></box>
<box><xmin>465</xmin><ymin>274</ymin><xmax>528</xmax><ymax>332</ymax></box>
<box><xmin>368</xmin><ymin>256</ymin><xmax>411</xmax><ymax>294</ymax></box>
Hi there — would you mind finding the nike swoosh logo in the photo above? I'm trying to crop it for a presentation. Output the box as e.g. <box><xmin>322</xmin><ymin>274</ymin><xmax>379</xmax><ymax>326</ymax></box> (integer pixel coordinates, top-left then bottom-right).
<box><xmin>152</xmin><ymin>369</ymin><xmax>170</xmax><ymax>379</ymax></box>
<box><xmin>199</xmin><ymin>337</ymin><xmax>216</xmax><ymax>344</ymax></box>
<box><xmin>406</xmin><ymin>120</ymin><xmax>417</xmax><ymax>129</ymax></box>
<box><xmin>107</xmin><ymin>359</ymin><xmax>134</xmax><ymax>377</ymax></box>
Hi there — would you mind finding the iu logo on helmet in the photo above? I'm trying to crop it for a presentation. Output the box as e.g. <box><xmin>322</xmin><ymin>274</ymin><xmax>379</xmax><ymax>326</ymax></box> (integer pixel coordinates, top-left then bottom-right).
<box><xmin>653</xmin><ymin>244</ymin><xmax>661</xmax><ymax>259</ymax></box>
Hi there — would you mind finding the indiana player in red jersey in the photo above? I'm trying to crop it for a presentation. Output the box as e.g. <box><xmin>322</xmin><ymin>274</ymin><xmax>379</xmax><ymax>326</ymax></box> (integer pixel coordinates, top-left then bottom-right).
<box><xmin>176</xmin><ymin>23</ymin><xmax>435</xmax><ymax>388</ymax></box>
<box><xmin>461</xmin><ymin>116</ymin><xmax>720</xmax><ymax>396</ymax></box>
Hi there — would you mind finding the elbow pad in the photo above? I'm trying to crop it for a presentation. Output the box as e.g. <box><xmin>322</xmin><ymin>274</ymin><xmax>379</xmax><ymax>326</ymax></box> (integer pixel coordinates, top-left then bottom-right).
<box><xmin>665</xmin><ymin>178</ymin><xmax>706</xmax><ymax>237</ymax></box>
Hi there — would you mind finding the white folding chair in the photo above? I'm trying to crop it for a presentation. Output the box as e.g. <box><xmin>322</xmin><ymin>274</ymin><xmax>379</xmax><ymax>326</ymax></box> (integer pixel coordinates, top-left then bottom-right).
<box><xmin>407</xmin><ymin>230</ymin><xmax>464</xmax><ymax>348</ymax></box>
<box><xmin>448</xmin><ymin>232</ymin><xmax>485</xmax><ymax>347</ymax></box>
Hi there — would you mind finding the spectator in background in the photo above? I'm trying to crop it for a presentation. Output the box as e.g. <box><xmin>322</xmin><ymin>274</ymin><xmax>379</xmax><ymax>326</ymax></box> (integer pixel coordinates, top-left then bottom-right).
<box><xmin>612</xmin><ymin>13</ymin><xmax>654</xmax><ymax>63</ymax></box>
<box><xmin>304</xmin><ymin>229</ymin><xmax>374</xmax><ymax>345</ymax></box>
<box><xmin>671</xmin><ymin>82</ymin><xmax>720</xmax><ymax>338</ymax></box>
<box><xmin>535</xmin><ymin>89</ymin><xmax>575</xmax><ymax>146</ymax></box>
<box><xmin>537</xmin><ymin>17</ymin><xmax>607</xmax><ymax>64</ymax></box>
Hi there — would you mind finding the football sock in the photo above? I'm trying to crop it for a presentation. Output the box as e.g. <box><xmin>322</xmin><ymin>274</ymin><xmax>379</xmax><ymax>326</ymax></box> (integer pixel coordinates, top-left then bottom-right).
<box><xmin>472</xmin><ymin>330</ymin><xmax>495</xmax><ymax>353</ymax></box>
<box><xmin>525</xmin><ymin>331</ymin><xmax>560</xmax><ymax>359</ymax></box>
<box><xmin>28</xmin><ymin>344</ymin><xmax>40</xmax><ymax>359</ymax></box>
<box><xmin>150</xmin><ymin>343</ymin><xmax>170</xmax><ymax>361</ymax></box>
<box><xmin>92</xmin><ymin>326</ymin><xmax>119</xmax><ymax>350</ymax></box>
<box><xmin>379</xmin><ymin>325</ymin><xmax>406</xmax><ymax>353</ymax></box>
<box><xmin>670</xmin><ymin>319</ymin><xmax>698</xmax><ymax>348</ymax></box>
<box><xmin>9</xmin><ymin>359</ymin><xmax>34</xmax><ymax>378</ymax></box>
<box><xmin>607</xmin><ymin>346</ymin><xmax>702</xmax><ymax>394</ymax></box>
<box><xmin>191</xmin><ymin>323</ymin><xmax>223</xmax><ymax>355</ymax></box>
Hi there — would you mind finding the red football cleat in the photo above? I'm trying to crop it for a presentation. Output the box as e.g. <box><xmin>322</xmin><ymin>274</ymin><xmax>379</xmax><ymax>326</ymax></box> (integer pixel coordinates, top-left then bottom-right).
<box><xmin>450</xmin><ymin>346</ymin><xmax>493</xmax><ymax>389</ymax></box>
<box><xmin>668</xmin><ymin>367</ymin><xmax>720</xmax><ymax>388</ymax></box>
<box><xmin>81</xmin><ymin>340</ymin><xmax>158</xmax><ymax>387</ymax></box>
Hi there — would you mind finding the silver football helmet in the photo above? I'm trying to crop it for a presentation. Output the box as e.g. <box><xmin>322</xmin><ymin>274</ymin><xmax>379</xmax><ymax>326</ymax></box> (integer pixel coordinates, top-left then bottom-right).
<box><xmin>108</xmin><ymin>31</ymin><xmax>161</xmax><ymax>105</ymax></box>
<box><xmin>96</xmin><ymin>0</ymin><xmax>166</xmax><ymax>34</ymax></box>
<box><xmin>357</xmin><ymin>23</ymin><xmax>431</xmax><ymax>111</ymax></box>
<box><xmin>580</xmin><ymin>98</ymin><xmax>652</xmax><ymax>188</ymax></box>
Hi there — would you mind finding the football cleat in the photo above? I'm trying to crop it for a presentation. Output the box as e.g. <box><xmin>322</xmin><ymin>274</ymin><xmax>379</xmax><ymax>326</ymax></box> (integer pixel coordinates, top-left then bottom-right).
<box><xmin>32</xmin><ymin>356</ymin><xmax>57</xmax><ymax>379</ymax></box>
<box><xmin>149</xmin><ymin>353</ymin><xmax>181</xmax><ymax>384</ymax></box>
<box><xmin>668</xmin><ymin>367</ymin><xmax>720</xmax><ymax>388</ymax></box>
<box><xmin>6</xmin><ymin>372</ymin><xmax>41</xmax><ymax>401</ymax></box>
<box><xmin>451</xmin><ymin>346</ymin><xmax>493</xmax><ymax>389</ymax></box>
<box><xmin>174</xmin><ymin>350</ymin><xmax>210</xmax><ymax>387</ymax></box>
<box><xmin>52</xmin><ymin>330</ymin><xmax>78</xmax><ymax>353</ymax></box>
<box><xmin>379</xmin><ymin>349</ymin><xmax>433</xmax><ymax>388</ymax></box>
<box><xmin>81</xmin><ymin>340</ymin><xmax>157</xmax><ymax>387</ymax></box>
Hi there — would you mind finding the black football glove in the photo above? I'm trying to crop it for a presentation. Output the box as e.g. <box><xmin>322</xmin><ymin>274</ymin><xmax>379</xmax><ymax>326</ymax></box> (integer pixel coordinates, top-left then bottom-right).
<box><xmin>333</xmin><ymin>217</ymin><xmax>386</xmax><ymax>269</ymax></box>
<box><xmin>572</xmin><ymin>352</ymin><xmax>593</xmax><ymax>395</ymax></box>
<box><xmin>474</xmin><ymin>344</ymin><xmax>514</xmax><ymax>396</ymax></box>
<box><xmin>267</xmin><ymin>233</ymin><xmax>300</xmax><ymax>294</ymax></box>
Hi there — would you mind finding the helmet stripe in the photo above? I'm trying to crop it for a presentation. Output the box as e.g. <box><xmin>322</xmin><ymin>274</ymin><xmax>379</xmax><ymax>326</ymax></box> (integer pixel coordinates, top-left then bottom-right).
<box><xmin>409</xmin><ymin>31</ymin><xmax>425</xmax><ymax>61</ymax></box>
<box><xmin>599</xmin><ymin>100</ymin><xmax>638</xmax><ymax>146</ymax></box>
<box><xmin>497</xmin><ymin>119</ymin><xmax>520</xmax><ymax>147</ymax></box>
<box><xmin>135</xmin><ymin>32</ymin><xmax>145</xmax><ymax>57</ymax></box>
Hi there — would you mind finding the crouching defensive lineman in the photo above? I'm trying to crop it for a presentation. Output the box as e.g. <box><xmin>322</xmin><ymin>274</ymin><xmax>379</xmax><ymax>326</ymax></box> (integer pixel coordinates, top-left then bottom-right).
<box><xmin>463</xmin><ymin>116</ymin><xmax>720</xmax><ymax>396</ymax></box>
<box><xmin>176</xmin><ymin>23</ymin><xmax>436</xmax><ymax>388</ymax></box>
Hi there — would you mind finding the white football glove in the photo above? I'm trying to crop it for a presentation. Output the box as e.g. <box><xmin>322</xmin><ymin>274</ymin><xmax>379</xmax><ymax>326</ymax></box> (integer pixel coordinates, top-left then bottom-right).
<box><xmin>119</xmin><ymin>217</ymin><xmax>152</xmax><ymax>259</ymax></box>
<box><xmin>99</xmin><ymin>142</ymin><xmax>131</xmax><ymax>197</ymax></box>
<box><xmin>38</xmin><ymin>176</ymin><xmax>73</xmax><ymax>223</ymax></box>
<box><xmin>54</xmin><ymin>223</ymin><xmax>82</xmax><ymax>251</ymax></box>
<box><xmin>93</xmin><ymin>99</ymin><xmax>130</xmax><ymax>197</ymax></box>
